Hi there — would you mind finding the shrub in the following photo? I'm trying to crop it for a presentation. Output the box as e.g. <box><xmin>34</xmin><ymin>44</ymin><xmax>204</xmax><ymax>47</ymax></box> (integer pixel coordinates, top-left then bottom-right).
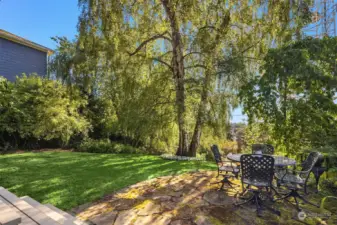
<box><xmin>161</xmin><ymin>154</ymin><xmax>205</xmax><ymax>161</ymax></box>
<box><xmin>0</xmin><ymin>75</ymin><xmax>89</xmax><ymax>149</ymax></box>
<box><xmin>77</xmin><ymin>139</ymin><xmax>140</xmax><ymax>154</ymax></box>
<box><xmin>320</xmin><ymin>175</ymin><xmax>337</xmax><ymax>195</ymax></box>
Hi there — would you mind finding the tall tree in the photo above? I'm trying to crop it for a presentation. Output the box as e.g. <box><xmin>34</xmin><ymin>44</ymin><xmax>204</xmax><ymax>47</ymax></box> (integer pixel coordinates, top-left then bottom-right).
<box><xmin>77</xmin><ymin>0</ymin><xmax>312</xmax><ymax>156</ymax></box>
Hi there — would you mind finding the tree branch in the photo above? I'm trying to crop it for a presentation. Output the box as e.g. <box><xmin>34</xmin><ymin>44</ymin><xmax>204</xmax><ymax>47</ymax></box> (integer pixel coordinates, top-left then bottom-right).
<box><xmin>220</xmin><ymin>39</ymin><xmax>263</xmax><ymax>65</ymax></box>
<box><xmin>127</xmin><ymin>31</ymin><xmax>172</xmax><ymax>56</ymax></box>
<box><xmin>150</xmin><ymin>57</ymin><xmax>173</xmax><ymax>71</ymax></box>
<box><xmin>184</xmin><ymin>77</ymin><xmax>204</xmax><ymax>84</ymax></box>
<box><xmin>158</xmin><ymin>51</ymin><xmax>173</xmax><ymax>58</ymax></box>
<box><xmin>184</xmin><ymin>64</ymin><xmax>207</xmax><ymax>70</ymax></box>
<box><xmin>198</xmin><ymin>25</ymin><xmax>219</xmax><ymax>32</ymax></box>
<box><xmin>183</xmin><ymin>51</ymin><xmax>202</xmax><ymax>59</ymax></box>
<box><xmin>239</xmin><ymin>39</ymin><xmax>262</xmax><ymax>55</ymax></box>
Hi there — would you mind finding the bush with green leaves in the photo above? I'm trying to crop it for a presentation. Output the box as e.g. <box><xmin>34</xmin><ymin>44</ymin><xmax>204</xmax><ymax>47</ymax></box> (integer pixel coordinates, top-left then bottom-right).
<box><xmin>0</xmin><ymin>74</ymin><xmax>89</xmax><ymax>149</ymax></box>
<box><xmin>77</xmin><ymin>138</ymin><xmax>140</xmax><ymax>154</ymax></box>
<box><xmin>241</xmin><ymin>37</ymin><xmax>337</xmax><ymax>154</ymax></box>
<box><xmin>320</xmin><ymin>176</ymin><xmax>337</xmax><ymax>195</ymax></box>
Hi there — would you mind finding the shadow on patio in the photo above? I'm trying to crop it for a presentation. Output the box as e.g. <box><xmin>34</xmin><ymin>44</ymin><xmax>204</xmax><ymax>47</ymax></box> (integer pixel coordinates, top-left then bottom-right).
<box><xmin>71</xmin><ymin>171</ymin><xmax>336</xmax><ymax>225</ymax></box>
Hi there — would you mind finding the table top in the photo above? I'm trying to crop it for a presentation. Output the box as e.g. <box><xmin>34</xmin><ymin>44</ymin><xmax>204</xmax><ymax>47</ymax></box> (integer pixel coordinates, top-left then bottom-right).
<box><xmin>226</xmin><ymin>153</ymin><xmax>296</xmax><ymax>166</ymax></box>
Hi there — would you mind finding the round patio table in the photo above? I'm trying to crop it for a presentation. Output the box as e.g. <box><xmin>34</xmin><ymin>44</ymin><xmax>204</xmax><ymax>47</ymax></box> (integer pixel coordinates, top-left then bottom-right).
<box><xmin>226</xmin><ymin>153</ymin><xmax>296</xmax><ymax>167</ymax></box>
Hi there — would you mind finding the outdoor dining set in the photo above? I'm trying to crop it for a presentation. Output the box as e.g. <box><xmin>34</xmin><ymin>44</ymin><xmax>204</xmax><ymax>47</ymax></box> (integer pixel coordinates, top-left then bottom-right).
<box><xmin>211</xmin><ymin>144</ymin><xmax>325</xmax><ymax>217</ymax></box>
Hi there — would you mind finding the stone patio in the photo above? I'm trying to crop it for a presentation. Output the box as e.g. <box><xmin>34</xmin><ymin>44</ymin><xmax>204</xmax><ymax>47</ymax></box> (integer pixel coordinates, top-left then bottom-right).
<box><xmin>70</xmin><ymin>171</ymin><xmax>336</xmax><ymax>225</ymax></box>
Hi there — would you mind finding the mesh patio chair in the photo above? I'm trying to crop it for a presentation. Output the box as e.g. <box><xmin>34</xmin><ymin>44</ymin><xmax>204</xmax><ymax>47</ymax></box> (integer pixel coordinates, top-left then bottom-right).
<box><xmin>211</xmin><ymin>145</ymin><xmax>240</xmax><ymax>190</ymax></box>
<box><xmin>274</xmin><ymin>152</ymin><xmax>322</xmax><ymax>211</ymax></box>
<box><xmin>302</xmin><ymin>152</ymin><xmax>326</xmax><ymax>193</ymax></box>
<box><xmin>252</xmin><ymin>144</ymin><xmax>275</xmax><ymax>155</ymax></box>
<box><xmin>235</xmin><ymin>154</ymin><xmax>280</xmax><ymax>217</ymax></box>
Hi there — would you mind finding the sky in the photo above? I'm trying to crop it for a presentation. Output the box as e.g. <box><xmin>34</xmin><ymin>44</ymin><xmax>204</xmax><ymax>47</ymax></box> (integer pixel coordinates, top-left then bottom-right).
<box><xmin>0</xmin><ymin>0</ymin><xmax>79</xmax><ymax>49</ymax></box>
<box><xmin>0</xmin><ymin>0</ymin><xmax>247</xmax><ymax>123</ymax></box>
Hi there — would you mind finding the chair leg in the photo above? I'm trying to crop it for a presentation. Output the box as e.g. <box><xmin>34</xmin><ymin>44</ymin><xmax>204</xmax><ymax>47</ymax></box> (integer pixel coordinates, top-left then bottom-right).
<box><xmin>239</xmin><ymin>183</ymin><xmax>250</xmax><ymax>196</ymax></box>
<box><xmin>236</xmin><ymin>190</ymin><xmax>280</xmax><ymax>217</ymax></box>
<box><xmin>219</xmin><ymin>181</ymin><xmax>225</xmax><ymax>190</ymax></box>
<box><xmin>274</xmin><ymin>189</ymin><xmax>319</xmax><ymax>211</ymax></box>
<box><xmin>315</xmin><ymin>175</ymin><xmax>320</xmax><ymax>193</ymax></box>
<box><xmin>214</xmin><ymin>176</ymin><xmax>237</xmax><ymax>190</ymax></box>
<box><xmin>254</xmin><ymin>194</ymin><xmax>262</xmax><ymax>217</ymax></box>
<box><xmin>274</xmin><ymin>191</ymin><xmax>292</xmax><ymax>201</ymax></box>
<box><xmin>297</xmin><ymin>194</ymin><xmax>320</xmax><ymax>208</ymax></box>
<box><xmin>304</xmin><ymin>183</ymin><xmax>308</xmax><ymax>195</ymax></box>
<box><xmin>235</xmin><ymin>194</ymin><xmax>255</xmax><ymax>206</ymax></box>
<box><xmin>227</xmin><ymin>182</ymin><xmax>233</xmax><ymax>189</ymax></box>
<box><xmin>293</xmin><ymin>196</ymin><xmax>301</xmax><ymax>211</ymax></box>
<box><xmin>271</xmin><ymin>186</ymin><xmax>283</xmax><ymax>198</ymax></box>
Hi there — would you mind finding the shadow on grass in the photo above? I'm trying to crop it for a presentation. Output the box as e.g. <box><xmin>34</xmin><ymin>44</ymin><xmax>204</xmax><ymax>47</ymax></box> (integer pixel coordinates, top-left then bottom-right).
<box><xmin>0</xmin><ymin>151</ymin><xmax>216</xmax><ymax>210</ymax></box>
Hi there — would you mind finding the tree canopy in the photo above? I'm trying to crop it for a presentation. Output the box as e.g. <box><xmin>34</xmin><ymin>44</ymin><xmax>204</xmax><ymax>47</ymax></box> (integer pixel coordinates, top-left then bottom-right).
<box><xmin>241</xmin><ymin>37</ymin><xmax>337</xmax><ymax>154</ymax></box>
<box><xmin>75</xmin><ymin>0</ymin><xmax>311</xmax><ymax>156</ymax></box>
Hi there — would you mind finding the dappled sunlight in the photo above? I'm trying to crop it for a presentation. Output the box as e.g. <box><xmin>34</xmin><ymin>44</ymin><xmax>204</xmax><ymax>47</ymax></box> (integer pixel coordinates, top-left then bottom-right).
<box><xmin>0</xmin><ymin>152</ymin><xmax>216</xmax><ymax>210</ymax></box>
<box><xmin>2</xmin><ymin>151</ymin><xmax>333</xmax><ymax>224</ymax></box>
<box><xmin>73</xmin><ymin>170</ymin><xmax>335</xmax><ymax>225</ymax></box>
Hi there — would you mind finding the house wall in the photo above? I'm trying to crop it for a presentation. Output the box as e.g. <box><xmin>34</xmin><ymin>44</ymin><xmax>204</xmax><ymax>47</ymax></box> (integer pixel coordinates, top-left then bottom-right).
<box><xmin>0</xmin><ymin>37</ymin><xmax>47</xmax><ymax>81</ymax></box>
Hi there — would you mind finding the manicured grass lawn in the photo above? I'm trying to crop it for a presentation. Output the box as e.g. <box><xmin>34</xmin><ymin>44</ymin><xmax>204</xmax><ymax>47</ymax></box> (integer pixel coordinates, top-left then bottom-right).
<box><xmin>0</xmin><ymin>151</ymin><xmax>216</xmax><ymax>210</ymax></box>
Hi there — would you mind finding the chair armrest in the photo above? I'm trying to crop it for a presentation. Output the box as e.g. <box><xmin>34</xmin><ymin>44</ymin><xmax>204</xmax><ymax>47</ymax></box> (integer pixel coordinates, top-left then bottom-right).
<box><xmin>286</xmin><ymin>168</ymin><xmax>311</xmax><ymax>174</ymax></box>
<box><xmin>222</xmin><ymin>160</ymin><xmax>239</xmax><ymax>169</ymax></box>
<box><xmin>276</xmin><ymin>167</ymin><xmax>310</xmax><ymax>183</ymax></box>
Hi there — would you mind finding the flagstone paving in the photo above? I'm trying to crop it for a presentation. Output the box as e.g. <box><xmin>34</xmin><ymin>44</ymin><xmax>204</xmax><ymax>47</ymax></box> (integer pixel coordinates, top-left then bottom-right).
<box><xmin>70</xmin><ymin>171</ymin><xmax>336</xmax><ymax>225</ymax></box>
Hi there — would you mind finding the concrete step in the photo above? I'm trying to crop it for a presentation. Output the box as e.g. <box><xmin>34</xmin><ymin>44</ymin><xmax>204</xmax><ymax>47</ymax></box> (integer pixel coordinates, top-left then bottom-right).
<box><xmin>0</xmin><ymin>195</ymin><xmax>37</xmax><ymax>225</ymax></box>
<box><xmin>45</xmin><ymin>204</ymin><xmax>90</xmax><ymax>225</ymax></box>
<box><xmin>0</xmin><ymin>187</ymin><xmax>59</xmax><ymax>225</ymax></box>
<box><xmin>20</xmin><ymin>196</ymin><xmax>74</xmax><ymax>225</ymax></box>
<box><xmin>0</xmin><ymin>199</ymin><xmax>21</xmax><ymax>225</ymax></box>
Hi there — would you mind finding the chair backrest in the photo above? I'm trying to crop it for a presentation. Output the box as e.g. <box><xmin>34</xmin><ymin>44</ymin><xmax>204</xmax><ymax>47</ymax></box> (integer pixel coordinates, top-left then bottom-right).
<box><xmin>302</xmin><ymin>151</ymin><xmax>324</xmax><ymax>167</ymax></box>
<box><xmin>315</xmin><ymin>153</ymin><xmax>325</xmax><ymax>167</ymax></box>
<box><xmin>211</xmin><ymin>145</ymin><xmax>222</xmax><ymax>164</ymax></box>
<box><xmin>252</xmin><ymin>144</ymin><xmax>274</xmax><ymax>155</ymax></box>
<box><xmin>301</xmin><ymin>152</ymin><xmax>322</xmax><ymax>178</ymax></box>
<box><xmin>240</xmin><ymin>154</ymin><xmax>275</xmax><ymax>186</ymax></box>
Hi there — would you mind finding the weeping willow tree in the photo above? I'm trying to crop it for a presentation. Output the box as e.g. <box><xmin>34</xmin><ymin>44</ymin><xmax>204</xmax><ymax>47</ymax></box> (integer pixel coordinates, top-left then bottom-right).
<box><xmin>48</xmin><ymin>36</ymin><xmax>102</xmax><ymax>96</ymax></box>
<box><xmin>76</xmin><ymin>0</ymin><xmax>312</xmax><ymax>156</ymax></box>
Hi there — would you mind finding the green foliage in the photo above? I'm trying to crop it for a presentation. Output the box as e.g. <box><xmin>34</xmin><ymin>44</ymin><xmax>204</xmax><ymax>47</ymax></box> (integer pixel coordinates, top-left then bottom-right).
<box><xmin>311</xmin><ymin>146</ymin><xmax>337</xmax><ymax>169</ymax></box>
<box><xmin>77</xmin><ymin>138</ymin><xmax>141</xmax><ymax>154</ymax></box>
<box><xmin>0</xmin><ymin>75</ymin><xmax>89</xmax><ymax>148</ymax></box>
<box><xmin>75</xmin><ymin>0</ymin><xmax>311</xmax><ymax>156</ymax></box>
<box><xmin>241</xmin><ymin>37</ymin><xmax>337</xmax><ymax>154</ymax></box>
<box><xmin>49</xmin><ymin>36</ymin><xmax>100</xmax><ymax>94</ymax></box>
<box><xmin>242</xmin><ymin>123</ymin><xmax>274</xmax><ymax>153</ymax></box>
<box><xmin>2</xmin><ymin>1</ymin><xmax>316</xmax><ymax>155</ymax></box>
<box><xmin>320</xmin><ymin>177</ymin><xmax>337</xmax><ymax>195</ymax></box>
<box><xmin>101</xmin><ymin>69</ymin><xmax>177</xmax><ymax>153</ymax></box>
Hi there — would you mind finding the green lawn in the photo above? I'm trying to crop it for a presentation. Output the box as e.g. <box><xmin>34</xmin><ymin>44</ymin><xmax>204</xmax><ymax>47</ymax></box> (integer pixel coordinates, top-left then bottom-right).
<box><xmin>0</xmin><ymin>151</ymin><xmax>216</xmax><ymax>210</ymax></box>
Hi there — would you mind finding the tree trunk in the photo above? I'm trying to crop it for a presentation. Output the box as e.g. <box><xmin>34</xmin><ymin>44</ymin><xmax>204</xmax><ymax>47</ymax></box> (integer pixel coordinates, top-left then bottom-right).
<box><xmin>189</xmin><ymin>72</ymin><xmax>211</xmax><ymax>156</ymax></box>
<box><xmin>161</xmin><ymin>0</ymin><xmax>189</xmax><ymax>156</ymax></box>
<box><xmin>189</xmin><ymin>12</ymin><xmax>231</xmax><ymax>156</ymax></box>
<box><xmin>282</xmin><ymin>76</ymin><xmax>289</xmax><ymax>154</ymax></box>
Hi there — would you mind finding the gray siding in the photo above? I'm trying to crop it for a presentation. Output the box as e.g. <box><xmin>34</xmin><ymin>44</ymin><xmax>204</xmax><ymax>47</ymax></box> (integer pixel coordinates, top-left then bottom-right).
<box><xmin>0</xmin><ymin>37</ymin><xmax>47</xmax><ymax>81</ymax></box>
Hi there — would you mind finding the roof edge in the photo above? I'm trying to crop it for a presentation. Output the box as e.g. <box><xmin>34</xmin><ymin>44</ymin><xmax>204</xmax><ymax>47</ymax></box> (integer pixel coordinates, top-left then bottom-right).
<box><xmin>0</xmin><ymin>29</ymin><xmax>54</xmax><ymax>55</ymax></box>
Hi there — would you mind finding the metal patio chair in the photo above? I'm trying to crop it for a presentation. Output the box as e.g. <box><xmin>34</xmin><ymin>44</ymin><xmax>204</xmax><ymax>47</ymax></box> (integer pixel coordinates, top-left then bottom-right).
<box><xmin>211</xmin><ymin>144</ymin><xmax>240</xmax><ymax>190</ymax></box>
<box><xmin>301</xmin><ymin>152</ymin><xmax>326</xmax><ymax>193</ymax></box>
<box><xmin>274</xmin><ymin>152</ymin><xmax>322</xmax><ymax>211</ymax></box>
<box><xmin>235</xmin><ymin>154</ymin><xmax>280</xmax><ymax>217</ymax></box>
